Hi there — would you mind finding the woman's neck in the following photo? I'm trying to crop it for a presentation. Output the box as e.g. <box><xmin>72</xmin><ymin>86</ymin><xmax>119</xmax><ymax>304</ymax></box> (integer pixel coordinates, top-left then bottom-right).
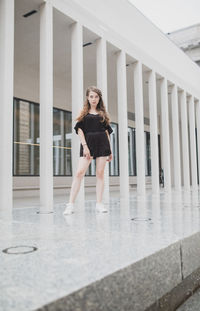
<box><xmin>89</xmin><ymin>109</ymin><xmax>98</xmax><ymax>114</ymax></box>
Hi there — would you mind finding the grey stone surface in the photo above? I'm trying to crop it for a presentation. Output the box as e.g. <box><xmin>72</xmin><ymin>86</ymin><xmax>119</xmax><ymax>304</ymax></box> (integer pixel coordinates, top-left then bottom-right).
<box><xmin>0</xmin><ymin>189</ymin><xmax>200</xmax><ymax>311</ymax></box>
<box><xmin>37</xmin><ymin>241</ymin><xmax>181</xmax><ymax>311</ymax></box>
<box><xmin>177</xmin><ymin>287</ymin><xmax>200</xmax><ymax>311</ymax></box>
<box><xmin>181</xmin><ymin>232</ymin><xmax>200</xmax><ymax>278</ymax></box>
<box><xmin>146</xmin><ymin>266</ymin><xmax>200</xmax><ymax>311</ymax></box>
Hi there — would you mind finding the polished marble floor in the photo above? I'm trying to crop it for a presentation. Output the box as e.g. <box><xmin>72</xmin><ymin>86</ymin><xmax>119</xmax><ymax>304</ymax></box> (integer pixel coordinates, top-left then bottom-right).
<box><xmin>0</xmin><ymin>188</ymin><xmax>200</xmax><ymax>311</ymax></box>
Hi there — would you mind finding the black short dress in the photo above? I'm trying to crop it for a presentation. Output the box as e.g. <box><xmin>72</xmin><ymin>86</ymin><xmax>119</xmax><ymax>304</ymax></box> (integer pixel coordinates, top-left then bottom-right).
<box><xmin>74</xmin><ymin>113</ymin><xmax>113</xmax><ymax>159</ymax></box>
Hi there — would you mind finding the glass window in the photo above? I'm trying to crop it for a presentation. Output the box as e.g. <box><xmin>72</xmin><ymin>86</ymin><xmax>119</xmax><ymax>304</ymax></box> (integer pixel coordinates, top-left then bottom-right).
<box><xmin>145</xmin><ymin>131</ymin><xmax>151</xmax><ymax>176</ymax></box>
<box><xmin>53</xmin><ymin>108</ymin><xmax>72</xmax><ymax>176</ymax></box>
<box><xmin>128</xmin><ymin>127</ymin><xmax>136</xmax><ymax>176</ymax></box>
<box><xmin>64</xmin><ymin>112</ymin><xmax>72</xmax><ymax>176</ymax></box>
<box><xmin>109</xmin><ymin>123</ymin><xmax>119</xmax><ymax>176</ymax></box>
<box><xmin>13</xmin><ymin>98</ymin><xmax>72</xmax><ymax>176</ymax></box>
<box><xmin>158</xmin><ymin>134</ymin><xmax>161</xmax><ymax>172</ymax></box>
<box><xmin>13</xmin><ymin>99</ymin><xmax>39</xmax><ymax>176</ymax></box>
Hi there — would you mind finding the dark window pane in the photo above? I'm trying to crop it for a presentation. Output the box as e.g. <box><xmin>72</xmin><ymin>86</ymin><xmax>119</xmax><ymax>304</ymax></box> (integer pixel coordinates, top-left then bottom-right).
<box><xmin>13</xmin><ymin>99</ymin><xmax>39</xmax><ymax>176</ymax></box>
<box><xmin>109</xmin><ymin>123</ymin><xmax>119</xmax><ymax>176</ymax></box>
<box><xmin>13</xmin><ymin>98</ymin><xmax>72</xmax><ymax>176</ymax></box>
<box><xmin>128</xmin><ymin>127</ymin><xmax>136</xmax><ymax>176</ymax></box>
<box><xmin>146</xmin><ymin>131</ymin><xmax>151</xmax><ymax>176</ymax></box>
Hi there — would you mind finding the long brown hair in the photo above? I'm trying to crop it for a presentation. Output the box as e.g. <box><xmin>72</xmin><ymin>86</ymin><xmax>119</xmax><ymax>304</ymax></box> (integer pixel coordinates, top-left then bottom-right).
<box><xmin>75</xmin><ymin>86</ymin><xmax>111</xmax><ymax>125</ymax></box>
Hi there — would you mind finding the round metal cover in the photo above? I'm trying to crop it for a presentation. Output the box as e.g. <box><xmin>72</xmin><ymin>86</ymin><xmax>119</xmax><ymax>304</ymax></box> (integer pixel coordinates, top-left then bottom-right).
<box><xmin>131</xmin><ymin>217</ymin><xmax>152</xmax><ymax>222</ymax></box>
<box><xmin>2</xmin><ymin>245</ymin><xmax>38</xmax><ymax>255</ymax></box>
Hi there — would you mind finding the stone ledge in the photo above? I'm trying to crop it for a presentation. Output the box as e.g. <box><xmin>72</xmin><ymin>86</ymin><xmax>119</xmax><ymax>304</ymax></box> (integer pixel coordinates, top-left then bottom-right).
<box><xmin>147</xmin><ymin>266</ymin><xmax>200</xmax><ymax>311</ymax></box>
<box><xmin>36</xmin><ymin>233</ymin><xmax>200</xmax><ymax>311</ymax></box>
<box><xmin>36</xmin><ymin>241</ymin><xmax>182</xmax><ymax>311</ymax></box>
<box><xmin>180</xmin><ymin>232</ymin><xmax>200</xmax><ymax>279</ymax></box>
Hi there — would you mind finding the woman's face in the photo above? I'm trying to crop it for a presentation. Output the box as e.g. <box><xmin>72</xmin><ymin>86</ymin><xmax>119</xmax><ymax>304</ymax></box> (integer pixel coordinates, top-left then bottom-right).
<box><xmin>87</xmin><ymin>91</ymin><xmax>100</xmax><ymax>109</ymax></box>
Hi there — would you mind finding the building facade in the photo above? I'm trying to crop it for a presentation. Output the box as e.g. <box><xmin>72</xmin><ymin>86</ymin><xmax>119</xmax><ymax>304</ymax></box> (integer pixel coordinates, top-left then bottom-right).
<box><xmin>0</xmin><ymin>0</ymin><xmax>200</xmax><ymax>213</ymax></box>
<box><xmin>167</xmin><ymin>23</ymin><xmax>200</xmax><ymax>66</ymax></box>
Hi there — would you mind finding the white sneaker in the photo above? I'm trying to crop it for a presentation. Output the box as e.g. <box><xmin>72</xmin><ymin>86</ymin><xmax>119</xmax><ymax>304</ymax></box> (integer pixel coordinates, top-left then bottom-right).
<box><xmin>96</xmin><ymin>202</ymin><xmax>108</xmax><ymax>213</ymax></box>
<box><xmin>63</xmin><ymin>203</ymin><xmax>74</xmax><ymax>215</ymax></box>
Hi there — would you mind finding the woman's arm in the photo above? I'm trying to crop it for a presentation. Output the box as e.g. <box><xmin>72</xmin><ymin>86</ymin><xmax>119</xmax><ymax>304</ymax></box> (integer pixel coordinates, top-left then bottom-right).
<box><xmin>105</xmin><ymin>130</ymin><xmax>112</xmax><ymax>162</ymax></box>
<box><xmin>77</xmin><ymin>128</ymin><xmax>87</xmax><ymax>146</ymax></box>
<box><xmin>105</xmin><ymin>130</ymin><xmax>112</xmax><ymax>150</ymax></box>
<box><xmin>77</xmin><ymin>128</ymin><xmax>91</xmax><ymax>159</ymax></box>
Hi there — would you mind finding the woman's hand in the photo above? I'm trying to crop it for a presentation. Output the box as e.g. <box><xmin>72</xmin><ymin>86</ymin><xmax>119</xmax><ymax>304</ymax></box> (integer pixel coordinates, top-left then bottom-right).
<box><xmin>107</xmin><ymin>153</ymin><xmax>113</xmax><ymax>162</ymax></box>
<box><xmin>83</xmin><ymin>145</ymin><xmax>91</xmax><ymax>160</ymax></box>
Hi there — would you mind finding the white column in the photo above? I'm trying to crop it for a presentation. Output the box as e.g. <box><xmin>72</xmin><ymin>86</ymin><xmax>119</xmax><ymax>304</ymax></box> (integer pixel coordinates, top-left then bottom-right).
<box><xmin>196</xmin><ymin>100</ymin><xmax>200</xmax><ymax>186</ymax></box>
<box><xmin>160</xmin><ymin>77</ymin><xmax>171</xmax><ymax>191</ymax></box>
<box><xmin>96</xmin><ymin>38</ymin><xmax>110</xmax><ymax>204</ymax></box>
<box><xmin>116</xmin><ymin>50</ymin><xmax>129</xmax><ymax>199</ymax></box>
<box><xmin>40</xmin><ymin>1</ymin><xmax>53</xmax><ymax>213</ymax></box>
<box><xmin>188</xmin><ymin>95</ymin><xmax>198</xmax><ymax>189</ymax></box>
<box><xmin>148</xmin><ymin>70</ymin><xmax>159</xmax><ymax>194</ymax></box>
<box><xmin>133</xmin><ymin>61</ymin><xmax>146</xmax><ymax>195</ymax></box>
<box><xmin>180</xmin><ymin>90</ymin><xmax>190</xmax><ymax>190</ymax></box>
<box><xmin>0</xmin><ymin>0</ymin><xmax>14</xmax><ymax>216</ymax></box>
<box><xmin>71</xmin><ymin>22</ymin><xmax>85</xmax><ymax>204</ymax></box>
<box><xmin>171</xmin><ymin>84</ymin><xmax>181</xmax><ymax>190</ymax></box>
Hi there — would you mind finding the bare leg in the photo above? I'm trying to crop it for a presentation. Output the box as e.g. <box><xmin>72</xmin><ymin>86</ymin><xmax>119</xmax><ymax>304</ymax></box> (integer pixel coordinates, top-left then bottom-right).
<box><xmin>69</xmin><ymin>157</ymin><xmax>93</xmax><ymax>203</ymax></box>
<box><xmin>96</xmin><ymin>157</ymin><xmax>107</xmax><ymax>203</ymax></box>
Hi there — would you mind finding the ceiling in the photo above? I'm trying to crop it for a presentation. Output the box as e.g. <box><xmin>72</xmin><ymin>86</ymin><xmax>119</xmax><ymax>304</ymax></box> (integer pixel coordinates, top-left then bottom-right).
<box><xmin>14</xmin><ymin>0</ymin><xmax>179</xmax><ymax>120</ymax></box>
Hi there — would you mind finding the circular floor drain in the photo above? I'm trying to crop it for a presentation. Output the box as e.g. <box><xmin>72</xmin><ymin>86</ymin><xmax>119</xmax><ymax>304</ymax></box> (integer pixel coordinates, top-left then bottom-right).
<box><xmin>131</xmin><ymin>217</ymin><xmax>152</xmax><ymax>222</ymax></box>
<box><xmin>2</xmin><ymin>245</ymin><xmax>38</xmax><ymax>255</ymax></box>
<box><xmin>36</xmin><ymin>211</ymin><xmax>53</xmax><ymax>214</ymax></box>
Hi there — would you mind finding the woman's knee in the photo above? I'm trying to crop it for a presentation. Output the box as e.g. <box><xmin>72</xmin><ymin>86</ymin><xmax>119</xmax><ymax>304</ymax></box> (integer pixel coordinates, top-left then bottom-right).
<box><xmin>75</xmin><ymin>169</ymin><xmax>85</xmax><ymax>179</ymax></box>
<box><xmin>96</xmin><ymin>169</ymin><xmax>104</xmax><ymax>179</ymax></box>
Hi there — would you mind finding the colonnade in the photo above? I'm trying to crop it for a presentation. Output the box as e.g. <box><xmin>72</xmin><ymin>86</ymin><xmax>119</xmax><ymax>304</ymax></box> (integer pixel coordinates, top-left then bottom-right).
<box><xmin>0</xmin><ymin>0</ymin><xmax>199</xmax><ymax>214</ymax></box>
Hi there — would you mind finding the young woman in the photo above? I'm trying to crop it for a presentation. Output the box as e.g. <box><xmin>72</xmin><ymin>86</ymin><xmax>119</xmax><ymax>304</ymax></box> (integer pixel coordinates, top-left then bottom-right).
<box><xmin>63</xmin><ymin>86</ymin><xmax>113</xmax><ymax>215</ymax></box>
